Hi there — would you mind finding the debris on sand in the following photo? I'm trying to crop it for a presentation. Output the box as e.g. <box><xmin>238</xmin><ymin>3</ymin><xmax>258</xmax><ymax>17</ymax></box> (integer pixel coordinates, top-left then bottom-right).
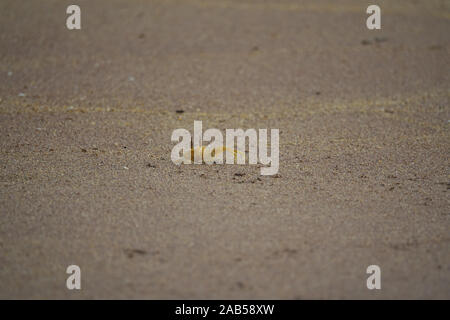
<box><xmin>124</xmin><ymin>249</ymin><xmax>147</xmax><ymax>258</ymax></box>
<box><xmin>250</xmin><ymin>45</ymin><xmax>260</xmax><ymax>53</ymax></box>
<box><xmin>18</xmin><ymin>93</ymin><xmax>26</xmax><ymax>97</ymax></box>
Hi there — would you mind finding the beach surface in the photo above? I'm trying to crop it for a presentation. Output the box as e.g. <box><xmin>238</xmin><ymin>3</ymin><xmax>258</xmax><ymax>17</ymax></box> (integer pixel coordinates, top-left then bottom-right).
<box><xmin>0</xmin><ymin>0</ymin><xmax>449</xmax><ymax>299</ymax></box>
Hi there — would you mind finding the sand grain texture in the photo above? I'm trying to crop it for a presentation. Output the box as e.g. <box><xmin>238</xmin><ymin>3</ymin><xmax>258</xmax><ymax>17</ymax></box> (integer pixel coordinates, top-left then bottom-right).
<box><xmin>0</xmin><ymin>0</ymin><xmax>449</xmax><ymax>299</ymax></box>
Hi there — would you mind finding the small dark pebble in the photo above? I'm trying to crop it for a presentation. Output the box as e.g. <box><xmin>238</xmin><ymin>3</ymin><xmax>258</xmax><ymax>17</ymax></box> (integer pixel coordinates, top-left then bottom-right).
<box><xmin>234</xmin><ymin>172</ymin><xmax>245</xmax><ymax>177</ymax></box>
<box><xmin>175</xmin><ymin>109</ymin><xmax>184</xmax><ymax>114</ymax></box>
<box><xmin>147</xmin><ymin>163</ymin><xmax>156</xmax><ymax>168</ymax></box>
<box><xmin>283</xmin><ymin>248</ymin><xmax>298</xmax><ymax>255</ymax></box>
<box><xmin>124</xmin><ymin>249</ymin><xmax>147</xmax><ymax>258</ymax></box>
<box><xmin>81</xmin><ymin>148</ymin><xmax>87</xmax><ymax>152</ymax></box>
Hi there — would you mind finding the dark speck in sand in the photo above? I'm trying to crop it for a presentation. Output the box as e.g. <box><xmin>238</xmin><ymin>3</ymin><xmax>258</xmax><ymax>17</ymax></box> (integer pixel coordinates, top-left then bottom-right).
<box><xmin>124</xmin><ymin>249</ymin><xmax>147</xmax><ymax>258</ymax></box>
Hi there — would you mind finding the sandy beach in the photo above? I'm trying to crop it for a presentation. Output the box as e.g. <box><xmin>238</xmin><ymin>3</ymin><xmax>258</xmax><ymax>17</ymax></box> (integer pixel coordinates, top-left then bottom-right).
<box><xmin>0</xmin><ymin>0</ymin><xmax>449</xmax><ymax>299</ymax></box>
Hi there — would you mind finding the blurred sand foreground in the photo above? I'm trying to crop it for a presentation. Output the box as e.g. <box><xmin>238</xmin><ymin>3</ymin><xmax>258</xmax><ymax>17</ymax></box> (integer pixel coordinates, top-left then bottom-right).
<box><xmin>0</xmin><ymin>0</ymin><xmax>449</xmax><ymax>299</ymax></box>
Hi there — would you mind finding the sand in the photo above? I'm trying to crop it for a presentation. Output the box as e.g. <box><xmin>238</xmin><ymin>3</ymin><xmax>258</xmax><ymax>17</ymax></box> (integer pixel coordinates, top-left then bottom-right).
<box><xmin>0</xmin><ymin>0</ymin><xmax>449</xmax><ymax>299</ymax></box>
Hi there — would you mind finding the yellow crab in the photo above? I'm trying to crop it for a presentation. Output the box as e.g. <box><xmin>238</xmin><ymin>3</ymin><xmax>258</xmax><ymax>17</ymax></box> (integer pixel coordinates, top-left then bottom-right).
<box><xmin>184</xmin><ymin>146</ymin><xmax>244</xmax><ymax>164</ymax></box>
